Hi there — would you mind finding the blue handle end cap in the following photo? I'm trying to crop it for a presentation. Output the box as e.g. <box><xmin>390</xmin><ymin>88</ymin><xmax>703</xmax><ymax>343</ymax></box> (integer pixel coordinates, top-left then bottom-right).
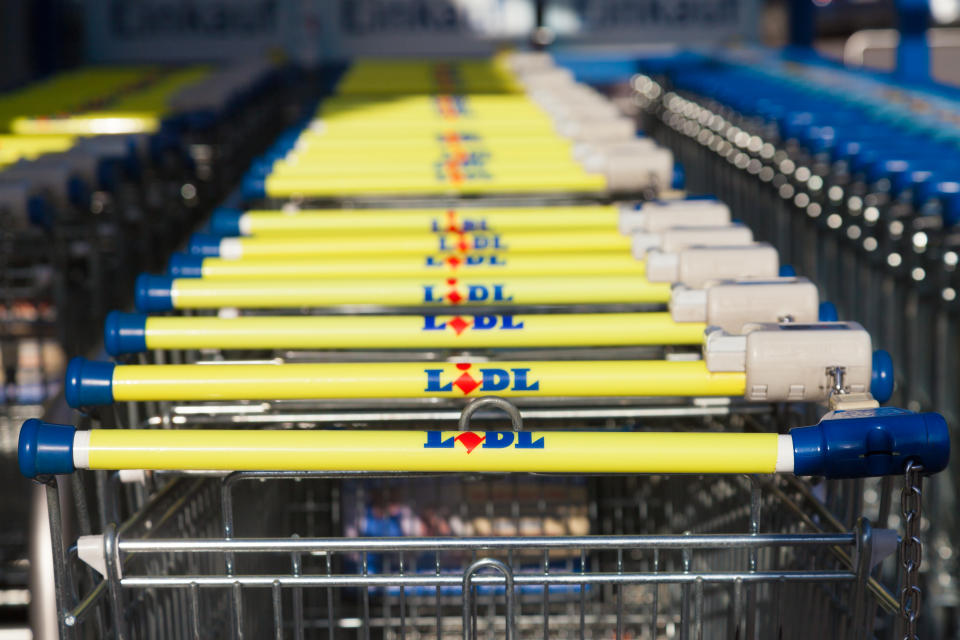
<box><xmin>671</xmin><ymin>162</ymin><xmax>685</xmax><ymax>190</ymax></box>
<box><xmin>241</xmin><ymin>174</ymin><xmax>267</xmax><ymax>201</ymax></box>
<box><xmin>168</xmin><ymin>253</ymin><xmax>204</xmax><ymax>278</ymax></box>
<box><xmin>818</xmin><ymin>301</ymin><xmax>839</xmax><ymax>322</ymax></box>
<box><xmin>919</xmin><ymin>412</ymin><xmax>951</xmax><ymax>475</ymax></box>
<box><xmin>871</xmin><ymin>349</ymin><xmax>894</xmax><ymax>403</ymax></box>
<box><xmin>64</xmin><ymin>358</ymin><xmax>115</xmax><ymax>408</ymax></box>
<box><xmin>135</xmin><ymin>274</ymin><xmax>174</xmax><ymax>313</ymax></box>
<box><xmin>792</xmin><ymin>408</ymin><xmax>950</xmax><ymax>478</ymax></box>
<box><xmin>778</xmin><ymin>265</ymin><xmax>797</xmax><ymax>277</ymax></box>
<box><xmin>104</xmin><ymin>311</ymin><xmax>148</xmax><ymax>356</ymax></box>
<box><xmin>188</xmin><ymin>233</ymin><xmax>222</xmax><ymax>257</ymax></box>
<box><xmin>209</xmin><ymin>207</ymin><xmax>244</xmax><ymax>237</ymax></box>
<box><xmin>18</xmin><ymin>419</ymin><xmax>76</xmax><ymax>479</ymax></box>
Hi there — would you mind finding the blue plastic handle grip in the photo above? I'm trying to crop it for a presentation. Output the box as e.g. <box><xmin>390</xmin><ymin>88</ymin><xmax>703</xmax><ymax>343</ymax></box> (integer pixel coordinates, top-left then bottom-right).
<box><xmin>817</xmin><ymin>301</ymin><xmax>838</xmax><ymax>322</ymax></box>
<box><xmin>135</xmin><ymin>274</ymin><xmax>175</xmax><ymax>313</ymax></box>
<box><xmin>791</xmin><ymin>408</ymin><xmax>949</xmax><ymax>478</ymax></box>
<box><xmin>104</xmin><ymin>311</ymin><xmax>148</xmax><ymax>356</ymax></box>
<box><xmin>18</xmin><ymin>419</ymin><xmax>76</xmax><ymax>478</ymax></box>
<box><xmin>871</xmin><ymin>350</ymin><xmax>894</xmax><ymax>403</ymax></box>
<box><xmin>671</xmin><ymin>163</ymin><xmax>685</xmax><ymax>190</ymax></box>
<box><xmin>65</xmin><ymin>358</ymin><xmax>115</xmax><ymax>408</ymax></box>
<box><xmin>209</xmin><ymin>207</ymin><xmax>244</xmax><ymax>236</ymax></box>
<box><xmin>188</xmin><ymin>233</ymin><xmax>223</xmax><ymax>257</ymax></box>
<box><xmin>168</xmin><ymin>253</ymin><xmax>204</xmax><ymax>278</ymax></box>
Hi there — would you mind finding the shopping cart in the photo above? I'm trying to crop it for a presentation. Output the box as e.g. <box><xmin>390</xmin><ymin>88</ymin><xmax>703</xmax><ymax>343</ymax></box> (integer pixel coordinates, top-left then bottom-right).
<box><xmin>19</xmin><ymin>402</ymin><xmax>950</xmax><ymax>639</ymax></box>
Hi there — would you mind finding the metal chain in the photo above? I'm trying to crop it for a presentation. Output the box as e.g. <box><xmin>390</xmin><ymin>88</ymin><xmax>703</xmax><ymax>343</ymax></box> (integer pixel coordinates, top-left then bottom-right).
<box><xmin>899</xmin><ymin>461</ymin><xmax>924</xmax><ymax>640</ymax></box>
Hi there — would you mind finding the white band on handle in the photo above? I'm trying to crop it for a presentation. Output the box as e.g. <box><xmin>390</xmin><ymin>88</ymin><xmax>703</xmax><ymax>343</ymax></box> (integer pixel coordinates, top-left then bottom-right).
<box><xmin>220</xmin><ymin>238</ymin><xmax>244</xmax><ymax>260</ymax></box>
<box><xmin>776</xmin><ymin>434</ymin><xmax>795</xmax><ymax>473</ymax></box>
<box><xmin>73</xmin><ymin>430</ymin><xmax>90</xmax><ymax>470</ymax></box>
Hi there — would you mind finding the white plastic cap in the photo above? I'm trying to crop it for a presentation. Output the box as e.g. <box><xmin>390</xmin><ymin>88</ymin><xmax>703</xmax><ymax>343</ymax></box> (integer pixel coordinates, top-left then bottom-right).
<box><xmin>705</xmin><ymin>322</ymin><xmax>873</xmax><ymax>403</ymax></box>
<box><xmin>670</xmin><ymin>285</ymin><xmax>709</xmax><ymax>323</ymax></box>
<box><xmin>618</xmin><ymin>199</ymin><xmax>731</xmax><ymax>235</ymax></box>
<box><xmin>504</xmin><ymin>51</ymin><xmax>555</xmax><ymax>74</ymax></box>
<box><xmin>659</xmin><ymin>225</ymin><xmax>753</xmax><ymax>254</ymax></box>
<box><xmin>705</xmin><ymin>277</ymin><xmax>819</xmax><ymax>332</ymax></box>
<box><xmin>677</xmin><ymin>244</ymin><xmax>779</xmax><ymax>288</ymax></box>
<box><xmin>558</xmin><ymin>117</ymin><xmax>636</xmax><ymax>143</ymax></box>
<box><xmin>645</xmin><ymin>251</ymin><xmax>681</xmax><ymax>282</ymax></box>
<box><xmin>602</xmin><ymin>148</ymin><xmax>675</xmax><ymax>194</ymax></box>
<box><xmin>573</xmin><ymin>138</ymin><xmax>657</xmax><ymax>162</ymax></box>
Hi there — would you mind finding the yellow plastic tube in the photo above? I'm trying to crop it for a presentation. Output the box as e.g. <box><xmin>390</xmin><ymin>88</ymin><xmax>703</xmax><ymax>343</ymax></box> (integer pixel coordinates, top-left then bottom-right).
<box><xmin>0</xmin><ymin>135</ymin><xmax>77</xmax><ymax>163</ymax></box>
<box><xmin>108</xmin><ymin>360</ymin><xmax>746</xmax><ymax>402</ymax></box>
<box><xmin>210</xmin><ymin>229</ymin><xmax>632</xmax><ymax>259</ymax></box>
<box><xmin>137</xmin><ymin>313</ymin><xmax>704</xmax><ymax>351</ymax></box>
<box><xmin>191</xmin><ymin>253</ymin><xmax>645</xmax><ymax>280</ymax></box>
<box><xmin>78</xmin><ymin>429</ymin><xmax>779</xmax><ymax>474</ymax></box>
<box><xmin>11</xmin><ymin>113</ymin><xmax>160</xmax><ymax>136</ymax></box>
<box><xmin>262</xmin><ymin>172</ymin><xmax>607</xmax><ymax>197</ymax></box>
<box><xmin>269</xmin><ymin>159</ymin><xmax>597</xmax><ymax>179</ymax></box>
<box><xmin>162</xmin><ymin>274</ymin><xmax>672</xmax><ymax>309</ymax></box>
<box><xmin>288</xmin><ymin>134</ymin><xmax>571</xmax><ymax>152</ymax></box>
<box><xmin>234</xmin><ymin>205</ymin><xmax>620</xmax><ymax>236</ymax></box>
<box><xmin>264</xmin><ymin>171</ymin><xmax>607</xmax><ymax>198</ymax></box>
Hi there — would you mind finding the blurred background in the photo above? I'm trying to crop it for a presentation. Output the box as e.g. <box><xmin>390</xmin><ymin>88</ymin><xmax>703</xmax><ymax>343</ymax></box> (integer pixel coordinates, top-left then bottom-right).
<box><xmin>2</xmin><ymin>1</ymin><xmax>959</xmax><ymax>639</ymax></box>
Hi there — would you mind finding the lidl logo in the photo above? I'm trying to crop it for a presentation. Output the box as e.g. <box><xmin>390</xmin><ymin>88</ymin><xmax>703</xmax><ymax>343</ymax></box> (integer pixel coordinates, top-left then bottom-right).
<box><xmin>429</xmin><ymin>209</ymin><xmax>489</xmax><ymax>233</ymax></box>
<box><xmin>434</xmin><ymin>94</ymin><xmax>470</xmax><ymax>118</ymax></box>
<box><xmin>435</xmin><ymin>131</ymin><xmax>492</xmax><ymax>185</ymax></box>
<box><xmin>422</xmin><ymin>314</ymin><xmax>524</xmax><ymax>335</ymax></box>
<box><xmin>422</xmin><ymin>279</ymin><xmax>513</xmax><ymax>304</ymax></box>
<box><xmin>424</xmin><ymin>430</ymin><xmax>544</xmax><ymax>453</ymax></box>
<box><xmin>437</xmin><ymin>233</ymin><xmax>506</xmax><ymax>252</ymax></box>
<box><xmin>424</xmin><ymin>363</ymin><xmax>539</xmax><ymax>394</ymax></box>
<box><xmin>424</xmin><ymin>254</ymin><xmax>506</xmax><ymax>269</ymax></box>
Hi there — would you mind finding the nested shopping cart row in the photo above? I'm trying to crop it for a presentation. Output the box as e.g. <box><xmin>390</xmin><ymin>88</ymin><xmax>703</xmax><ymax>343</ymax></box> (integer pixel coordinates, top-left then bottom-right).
<box><xmin>21</xmin><ymin>53</ymin><xmax>951</xmax><ymax>640</ymax></box>
<box><xmin>242</xmin><ymin>55</ymin><xmax>678</xmax><ymax>202</ymax></box>
<box><xmin>32</xmin><ymin>195</ymin><xmax>945</xmax><ymax>639</ymax></box>
<box><xmin>0</xmin><ymin>58</ymin><xmax>304</xmax><ymax>639</ymax></box>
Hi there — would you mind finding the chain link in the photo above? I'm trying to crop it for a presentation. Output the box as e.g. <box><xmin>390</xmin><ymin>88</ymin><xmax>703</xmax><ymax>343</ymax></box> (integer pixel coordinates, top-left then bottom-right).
<box><xmin>899</xmin><ymin>461</ymin><xmax>924</xmax><ymax>640</ymax></box>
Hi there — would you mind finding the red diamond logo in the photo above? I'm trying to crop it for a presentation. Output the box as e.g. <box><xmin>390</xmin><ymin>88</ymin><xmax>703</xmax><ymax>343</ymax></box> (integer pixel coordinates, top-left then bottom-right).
<box><xmin>447</xmin><ymin>289</ymin><xmax>462</xmax><ymax>304</ymax></box>
<box><xmin>457</xmin><ymin>235</ymin><xmax>469</xmax><ymax>252</ymax></box>
<box><xmin>453</xmin><ymin>372</ymin><xmax>480</xmax><ymax>394</ymax></box>
<box><xmin>446</xmin><ymin>256</ymin><xmax>461</xmax><ymax>269</ymax></box>
<box><xmin>448</xmin><ymin>316</ymin><xmax>470</xmax><ymax>336</ymax></box>
<box><xmin>455</xmin><ymin>432</ymin><xmax>485</xmax><ymax>454</ymax></box>
<box><xmin>446</xmin><ymin>209</ymin><xmax>460</xmax><ymax>233</ymax></box>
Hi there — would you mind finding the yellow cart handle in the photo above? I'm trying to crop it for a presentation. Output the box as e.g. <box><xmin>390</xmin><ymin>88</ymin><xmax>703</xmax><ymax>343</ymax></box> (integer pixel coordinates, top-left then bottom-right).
<box><xmin>217</xmin><ymin>205</ymin><xmax>622</xmax><ymax>236</ymax></box>
<box><xmin>21</xmin><ymin>410</ymin><xmax>951</xmax><ymax>478</ymax></box>
<box><xmin>65</xmin><ymin>358</ymin><xmax>745</xmax><ymax>406</ymax></box>
<box><xmin>135</xmin><ymin>273</ymin><xmax>671</xmax><ymax>311</ymax></box>
<box><xmin>209</xmin><ymin>206</ymin><xmax>621</xmax><ymax>237</ymax></box>
<box><xmin>166</xmin><ymin>252</ymin><xmax>646</xmax><ymax>280</ymax></box>
<box><xmin>104</xmin><ymin>311</ymin><xmax>705</xmax><ymax>355</ymax></box>
<box><xmin>187</xmin><ymin>229</ymin><xmax>633</xmax><ymax>259</ymax></box>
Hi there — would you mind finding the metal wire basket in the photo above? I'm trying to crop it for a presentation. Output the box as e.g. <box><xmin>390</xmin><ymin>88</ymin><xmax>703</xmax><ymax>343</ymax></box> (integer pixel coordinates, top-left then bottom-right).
<box><xmin>40</xmin><ymin>412</ymin><xmax>913</xmax><ymax>640</ymax></box>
